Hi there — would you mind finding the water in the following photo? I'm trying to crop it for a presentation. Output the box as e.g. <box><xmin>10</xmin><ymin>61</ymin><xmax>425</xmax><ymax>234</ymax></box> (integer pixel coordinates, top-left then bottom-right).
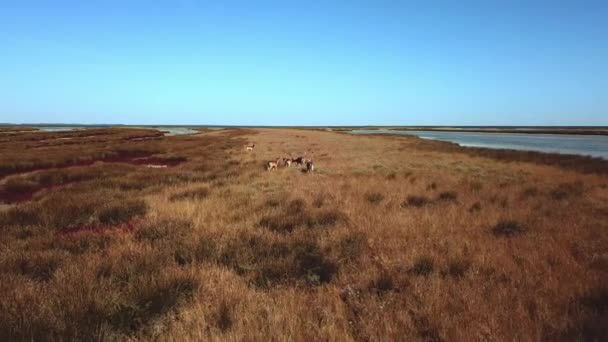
<box><xmin>33</xmin><ymin>126</ymin><xmax>200</xmax><ymax>135</ymax></box>
<box><xmin>353</xmin><ymin>130</ymin><xmax>608</xmax><ymax>159</ymax></box>
<box><xmin>154</xmin><ymin>127</ymin><xmax>199</xmax><ymax>135</ymax></box>
<box><xmin>36</xmin><ymin>126</ymin><xmax>83</xmax><ymax>132</ymax></box>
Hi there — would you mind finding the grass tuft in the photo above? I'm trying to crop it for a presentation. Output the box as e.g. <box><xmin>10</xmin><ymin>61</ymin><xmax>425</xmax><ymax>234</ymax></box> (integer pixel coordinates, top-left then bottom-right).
<box><xmin>292</xmin><ymin>241</ymin><xmax>337</xmax><ymax>286</ymax></box>
<box><xmin>492</xmin><ymin>220</ymin><xmax>527</xmax><ymax>237</ymax></box>
<box><xmin>445</xmin><ymin>259</ymin><xmax>471</xmax><ymax>278</ymax></box>
<box><xmin>365</xmin><ymin>192</ymin><xmax>385</xmax><ymax>205</ymax></box>
<box><xmin>98</xmin><ymin>199</ymin><xmax>147</xmax><ymax>225</ymax></box>
<box><xmin>437</xmin><ymin>191</ymin><xmax>457</xmax><ymax>202</ymax></box>
<box><xmin>411</xmin><ymin>257</ymin><xmax>434</xmax><ymax>276</ymax></box>
<box><xmin>469</xmin><ymin>202</ymin><xmax>481</xmax><ymax>213</ymax></box>
<box><xmin>521</xmin><ymin>186</ymin><xmax>539</xmax><ymax>199</ymax></box>
<box><xmin>214</xmin><ymin>301</ymin><xmax>233</xmax><ymax>332</ymax></box>
<box><xmin>369</xmin><ymin>271</ymin><xmax>395</xmax><ymax>294</ymax></box>
<box><xmin>402</xmin><ymin>195</ymin><xmax>431</xmax><ymax>208</ymax></box>
<box><xmin>169</xmin><ymin>187</ymin><xmax>210</xmax><ymax>201</ymax></box>
<box><xmin>549</xmin><ymin>181</ymin><xmax>584</xmax><ymax>200</ymax></box>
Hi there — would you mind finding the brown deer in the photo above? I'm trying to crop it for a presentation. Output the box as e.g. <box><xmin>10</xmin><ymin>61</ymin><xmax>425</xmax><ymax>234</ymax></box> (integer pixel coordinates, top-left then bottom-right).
<box><xmin>244</xmin><ymin>143</ymin><xmax>255</xmax><ymax>151</ymax></box>
<box><xmin>292</xmin><ymin>156</ymin><xmax>305</xmax><ymax>166</ymax></box>
<box><xmin>266</xmin><ymin>158</ymin><xmax>280</xmax><ymax>171</ymax></box>
<box><xmin>306</xmin><ymin>159</ymin><xmax>315</xmax><ymax>173</ymax></box>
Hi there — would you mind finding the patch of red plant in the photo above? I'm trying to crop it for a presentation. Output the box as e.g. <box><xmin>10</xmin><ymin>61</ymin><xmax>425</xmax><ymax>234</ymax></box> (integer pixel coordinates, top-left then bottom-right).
<box><xmin>55</xmin><ymin>219</ymin><xmax>141</xmax><ymax>239</ymax></box>
<box><xmin>124</xmin><ymin>133</ymin><xmax>164</xmax><ymax>141</ymax></box>
<box><xmin>0</xmin><ymin>189</ymin><xmax>35</xmax><ymax>204</ymax></box>
<box><xmin>0</xmin><ymin>153</ymin><xmax>183</xmax><ymax>180</ymax></box>
<box><xmin>129</xmin><ymin>156</ymin><xmax>186</xmax><ymax>167</ymax></box>
<box><xmin>0</xmin><ymin>184</ymin><xmax>63</xmax><ymax>204</ymax></box>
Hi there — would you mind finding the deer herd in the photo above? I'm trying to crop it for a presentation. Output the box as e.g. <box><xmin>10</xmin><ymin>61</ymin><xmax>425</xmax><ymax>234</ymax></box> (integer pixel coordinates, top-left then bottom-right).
<box><xmin>244</xmin><ymin>143</ymin><xmax>315</xmax><ymax>173</ymax></box>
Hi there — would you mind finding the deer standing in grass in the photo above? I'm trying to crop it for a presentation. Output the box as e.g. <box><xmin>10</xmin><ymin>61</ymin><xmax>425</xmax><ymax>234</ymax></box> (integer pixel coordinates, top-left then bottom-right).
<box><xmin>244</xmin><ymin>143</ymin><xmax>255</xmax><ymax>151</ymax></box>
<box><xmin>266</xmin><ymin>158</ymin><xmax>280</xmax><ymax>171</ymax></box>
<box><xmin>292</xmin><ymin>156</ymin><xmax>305</xmax><ymax>166</ymax></box>
<box><xmin>306</xmin><ymin>159</ymin><xmax>315</xmax><ymax>173</ymax></box>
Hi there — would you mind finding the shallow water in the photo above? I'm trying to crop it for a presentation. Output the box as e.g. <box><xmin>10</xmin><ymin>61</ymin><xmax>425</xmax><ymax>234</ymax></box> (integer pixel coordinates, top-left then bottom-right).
<box><xmin>155</xmin><ymin>127</ymin><xmax>199</xmax><ymax>135</ymax></box>
<box><xmin>34</xmin><ymin>126</ymin><xmax>200</xmax><ymax>135</ymax></box>
<box><xmin>36</xmin><ymin>126</ymin><xmax>83</xmax><ymax>132</ymax></box>
<box><xmin>352</xmin><ymin>130</ymin><xmax>608</xmax><ymax>159</ymax></box>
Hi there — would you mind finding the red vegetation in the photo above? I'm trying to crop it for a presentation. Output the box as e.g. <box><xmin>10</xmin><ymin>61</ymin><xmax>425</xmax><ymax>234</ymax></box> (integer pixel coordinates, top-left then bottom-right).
<box><xmin>0</xmin><ymin>189</ymin><xmax>34</xmax><ymax>203</ymax></box>
<box><xmin>128</xmin><ymin>156</ymin><xmax>186</xmax><ymax>167</ymax></box>
<box><xmin>0</xmin><ymin>153</ymin><xmax>185</xmax><ymax>179</ymax></box>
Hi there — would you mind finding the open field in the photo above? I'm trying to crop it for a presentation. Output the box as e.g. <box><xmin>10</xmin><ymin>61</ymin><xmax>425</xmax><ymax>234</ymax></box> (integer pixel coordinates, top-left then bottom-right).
<box><xmin>0</xmin><ymin>127</ymin><xmax>607</xmax><ymax>341</ymax></box>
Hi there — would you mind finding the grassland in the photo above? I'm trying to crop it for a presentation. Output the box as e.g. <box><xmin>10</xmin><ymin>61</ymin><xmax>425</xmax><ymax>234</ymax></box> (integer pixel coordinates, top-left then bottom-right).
<box><xmin>0</xmin><ymin>127</ymin><xmax>607</xmax><ymax>341</ymax></box>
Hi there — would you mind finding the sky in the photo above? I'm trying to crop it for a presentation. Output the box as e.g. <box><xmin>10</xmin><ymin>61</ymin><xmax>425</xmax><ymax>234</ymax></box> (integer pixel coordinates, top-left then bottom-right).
<box><xmin>1</xmin><ymin>1</ymin><xmax>607</xmax><ymax>126</ymax></box>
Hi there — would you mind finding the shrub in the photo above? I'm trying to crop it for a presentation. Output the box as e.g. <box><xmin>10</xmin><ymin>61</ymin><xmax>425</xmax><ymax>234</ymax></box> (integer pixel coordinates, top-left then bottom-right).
<box><xmin>369</xmin><ymin>271</ymin><xmax>395</xmax><ymax>294</ymax></box>
<box><xmin>469</xmin><ymin>202</ymin><xmax>481</xmax><ymax>212</ymax></box>
<box><xmin>169</xmin><ymin>187</ymin><xmax>210</xmax><ymax>201</ymax></box>
<box><xmin>264</xmin><ymin>197</ymin><xmax>282</xmax><ymax>208</ymax></box>
<box><xmin>288</xmin><ymin>198</ymin><xmax>306</xmax><ymax>213</ymax></box>
<box><xmin>445</xmin><ymin>259</ymin><xmax>471</xmax><ymax>278</ymax></box>
<box><xmin>260</xmin><ymin>201</ymin><xmax>342</xmax><ymax>233</ymax></box>
<box><xmin>259</xmin><ymin>213</ymin><xmax>307</xmax><ymax>233</ymax></box>
<box><xmin>549</xmin><ymin>182</ymin><xmax>584</xmax><ymax>200</ymax></box>
<box><xmin>135</xmin><ymin>221</ymin><xmax>172</xmax><ymax>243</ymax></box>
<box><xmin>292</xmin><ymin>242</ymin><xmax>337</xmax><ymax>286</ymax></box>
<box><xmin>412</xmin><ymin>257</ymin><xmax>434</xmax><ymax>276</ymax></box>
<box><xmin>312</xmin><ymin>194</ymin><xmax>325</xmax><ymax>208</ymax></box>
<box><xmin>492</xmin><ymin>220</ymin><xmax>527</xmax><ymax>237</ymax></box>
<box><xmin>15</xmin><ymin>252</ymin><xmax>64</xmax><ymax>282</ymax></box>
<box><xmin>214</xmin><ymin>301</ymin><xmax>234</xmax><ymax>332</ymax></box>
<box><xmin>307</xmin><ymin>209</ymin><xmax>344</xmax><ymax>228</ymax></box>
<box><xmin>0</xmin><ymin>206</ymin><xmax>41</xmax><ymax>227</ymax></box>
<box><xmin>195</xmin><ymin>238</ymin><xmax>218</xmax><ymax>262</ymax></box>
<box><xmin>98</xmin><ymin>199</ymin><xmax>147</xmax><ymax>225</ymax></box>
<box><xmin>365</xmin><ymin>192</ymin><xmax>385</xmax><ymax>205</ymax></box>
<box><xmin>109</xmin><ymin>274</ymin><xmax>197</xmax><ymax>334</ymax></box>
<box><xmin>332</xmin><ymin>232</ymin><xmax>368</xmax><ymax>262</ymax></box>
<box><xmin>402</xmin><ymin>195</ymin><xmax>431</xmax><ymax>208</ymax></box>
<box><xmin>437</xmin><ymin>191</ymin><xmax>457</xmax><ymax>202</ymax></box>
<box><xmin>521</xmin><ymin>186</ymin><xmax>539</xmax><ymax>199</ymax></box>
<box><xmin>43</xmin><ymin>194</ymin><xmax>100</xmax><ymax>229</ymax></box>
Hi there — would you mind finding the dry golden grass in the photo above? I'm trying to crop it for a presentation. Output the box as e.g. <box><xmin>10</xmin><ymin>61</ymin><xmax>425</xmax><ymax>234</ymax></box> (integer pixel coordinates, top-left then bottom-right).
<box><xmin>0</xmin><ymin>127</ymin><xmax>607</xmax><ymax>341</ymax></box>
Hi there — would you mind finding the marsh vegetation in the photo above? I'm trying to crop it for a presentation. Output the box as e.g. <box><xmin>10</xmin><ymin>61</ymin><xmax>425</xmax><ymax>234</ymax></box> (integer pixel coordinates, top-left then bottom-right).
<box><xmin>0</xmin><ymin>127</ymin><xmax>606</xmax><ymax>340</ymax></box>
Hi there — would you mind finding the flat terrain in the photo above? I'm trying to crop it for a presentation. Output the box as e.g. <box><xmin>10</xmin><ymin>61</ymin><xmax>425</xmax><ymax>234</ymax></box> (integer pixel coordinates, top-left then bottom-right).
<box><xmin>1</xmin><ymin>127</ymin><xmax>607</xmax><ymax>341</ymax></box>
<box><xmin>382</xmin><ymin>127</ymin><xmax>608</xmax><ymax>136</ymax></box>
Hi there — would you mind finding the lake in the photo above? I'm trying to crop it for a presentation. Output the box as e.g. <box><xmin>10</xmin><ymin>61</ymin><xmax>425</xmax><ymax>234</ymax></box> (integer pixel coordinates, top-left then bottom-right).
<box><xmin>36</xmin><ymin>126</ymin><xmax>82</xmax><ymax>132</ymax></box>
<box><xmin>34</xmin><ymin>126</ymin><xmax>200</xmax><ymax>135</ymax></box>
<box><xmin>156</xmin><ymin>127</ymin><xmax>200</xmax><ymax>135</ymax></box>
<box><xmin>352</xmin><ymin>130</ymin><xmax>608</xmax><ymax>159</ymax></box>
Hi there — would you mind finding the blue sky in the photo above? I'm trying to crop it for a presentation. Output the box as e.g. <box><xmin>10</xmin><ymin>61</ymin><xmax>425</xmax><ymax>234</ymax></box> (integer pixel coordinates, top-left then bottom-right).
<box><xmin>1</xmin><ymin>1</ymin><xmax>607</xmax><ymax>125</ymax></box>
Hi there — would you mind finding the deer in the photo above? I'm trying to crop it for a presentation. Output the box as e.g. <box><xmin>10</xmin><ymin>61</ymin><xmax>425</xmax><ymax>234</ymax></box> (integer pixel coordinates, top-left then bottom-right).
<box><xmin>244</xmin><ymin>143</ymin><xmax>255</xmax><ymax>151</ymax></box>
<box><xmin>266</xmin><ymin>158</ymin><xmax>280</xmax><ymax>171</ymax></box>
<box><xmin>283</xmin><ymin>157</ymin><xmax>292</xmax><ymax>167</ymax></box>
<box><xmin>292</xmin><ymin>156</ymin><xmax>305</xmax><ymax>166</ymax></box>
<box><xmin>306</xmin><ymin>159</ymin><xmax>315</xmax><ymax>173</ymax></box>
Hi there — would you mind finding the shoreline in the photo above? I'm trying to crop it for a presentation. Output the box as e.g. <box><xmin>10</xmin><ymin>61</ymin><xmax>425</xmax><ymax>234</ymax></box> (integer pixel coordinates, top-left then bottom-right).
<box><xmin>2</xmin><ymin>124</ymin><xmax>608</xmax><ymax>136</ymax></box>
<box><xmin>372</xmin><ymin>127</ymin><xmax>608</xmax><ymax>136</ymax></box>
<box><xmin>355</xmin><ymin>130</ymin><xmax>608</xmax><ymax>175</ymax></box>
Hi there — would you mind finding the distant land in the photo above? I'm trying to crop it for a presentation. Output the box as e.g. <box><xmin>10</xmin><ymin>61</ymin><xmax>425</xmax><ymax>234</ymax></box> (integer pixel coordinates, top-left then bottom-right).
<box><xmin>2</xmin><ymin>124</ymin><xmax>608</xmax><ymax>135</ymax></box>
